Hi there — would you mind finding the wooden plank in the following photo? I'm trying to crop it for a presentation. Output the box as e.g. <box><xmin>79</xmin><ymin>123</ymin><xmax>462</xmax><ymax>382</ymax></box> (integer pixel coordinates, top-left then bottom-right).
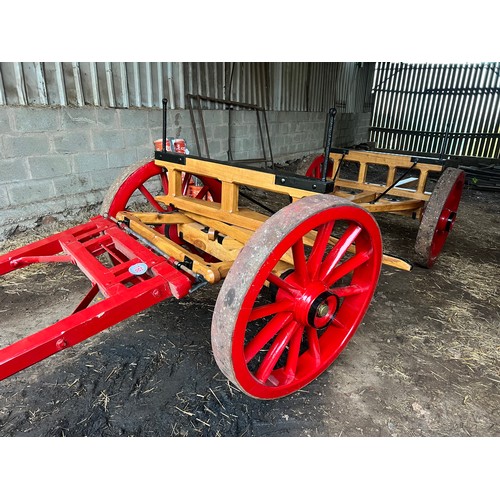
<box><xmin>329</xmin><ymin>150</ymin><xmax>443</xmax><ymax>172</ymax></box>
<box><xmin>358</xmin><ymin>161</ymin><xmax>368</xmax><ymax>183</ymax></box>
<box><xmin>221</xmin><ymin>181</ymin><xmax>239</xmax><ymax>212</ymax></box>
<box><xmin>328</xmin><ymin>150</ymin><xmax>443</xmax><ymax>201</ymax></box>
<box><xmin>180</xmin><ymin>222</ymin><xmax>242</xmax><ymax>263</ymax></box>
<box><xmin>334</xmin><ymin>179</ymin><xmax>431</xmax><ymax>201</ymax></box>
<box><xmin>358</xmin><ymin>199</ymin><xmax>424</xmax><ymax>213</ymax></box>
<box><xmin>349</xmin><ymin>191</ymin><xmax>378</xmax><ymax>203</ymax></box>
<box><xmin>156</xmin><ymin>158</ymin><xmax>313</xmax><ymax>200</ymax></box>
<box><xmin>185</xmin><ymin>213</ymin><xmax>255</xmax><ymax>244</ymax></box>
<box><xmin>165</xmin><ymin>167</ymin><xmax>182</xmax><ymax>197</ymax></box>
<box><xmin>155</xmin><ymin>194</ymin><xmax>269</xmax><ymax>232</ymax></box>
<box><xmin>121</xmin><ymin>211</ymin><xmax>194</xmax><ymax>225</ymax></box>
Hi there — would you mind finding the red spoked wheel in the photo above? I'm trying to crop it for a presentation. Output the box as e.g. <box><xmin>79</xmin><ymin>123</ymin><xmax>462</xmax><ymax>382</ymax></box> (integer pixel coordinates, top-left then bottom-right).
<box><xmin>101</xmin><ymin>157</ymin><xmax>221</xmax><ymax>218</ymax></box>
<box><xmin>100</xmin><ymin>157</ymin><xmax>222</xmax><ymax>247</ymax></box>
<box><xmin>305</xmin><ymin>154</ymin><xmax>333</xmax><ymax>179</ymax></box>
<box><xmin>211</xmin><ymin>195</ymin><xmax>382</xmax><ymax>399</ymax></box>
<box><xmin>414</xmin><ymin>167</ymin><xmax>465</xmax><ymax>268</ymax></box>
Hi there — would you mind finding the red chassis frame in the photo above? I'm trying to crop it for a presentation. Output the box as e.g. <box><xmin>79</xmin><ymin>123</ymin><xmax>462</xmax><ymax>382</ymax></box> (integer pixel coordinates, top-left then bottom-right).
<box><xmin>0</xmin><ymin>215</ymin><xmax>194</xmax><ymax>381</ymax></box>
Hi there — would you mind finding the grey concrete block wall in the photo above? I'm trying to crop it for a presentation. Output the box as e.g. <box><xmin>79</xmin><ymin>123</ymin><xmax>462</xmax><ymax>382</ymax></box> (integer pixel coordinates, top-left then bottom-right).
<box><xmin>0</xmin><ymin>105</ymin><xmax>371</xmax><ymax>240</ymax></box>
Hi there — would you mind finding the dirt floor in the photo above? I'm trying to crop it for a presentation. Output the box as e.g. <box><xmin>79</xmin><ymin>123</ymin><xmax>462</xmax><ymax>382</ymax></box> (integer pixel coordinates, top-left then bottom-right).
<box><xmin>0</xmin><ymin>158</ymin><xmax>499</xmax><ymax>438</ymax></box>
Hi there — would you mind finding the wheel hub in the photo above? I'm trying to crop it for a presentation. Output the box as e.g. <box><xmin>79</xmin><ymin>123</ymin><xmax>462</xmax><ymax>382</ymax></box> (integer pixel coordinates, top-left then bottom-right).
<box><xmin>278</xmin><ymin>274</ymin><xmax>340</xmax><ymax>329</ymax></box>
<box><xmin>307</xmin><ymin>290</ymin><xmax>339</xmax><ymax>329</ymax></box>
<box><xmin>437</xmin><ymin>208</ymin><xmax>457</xmax><ymax>233</ymax></box>
<box><xmin>316</xmin><ymin>303</ymin><xmax>330</xmax><ymax>318</ymax></box>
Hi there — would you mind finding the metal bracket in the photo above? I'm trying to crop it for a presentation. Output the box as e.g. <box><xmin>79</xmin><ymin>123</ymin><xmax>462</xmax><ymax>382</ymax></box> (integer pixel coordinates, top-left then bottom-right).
<box><xmin>154</xmin><ymin>151</ymin><xmax>186</xmax><ymax>165</ymax></box>
<box><xmin>179</xmin><ymin>256</ymin><xmax>194</xmax><ymax>270</ymax></box>
<box><xmin>274</xmin><ymin>173</ymin><xmax>334</xmax><ymax>194</ymax></box>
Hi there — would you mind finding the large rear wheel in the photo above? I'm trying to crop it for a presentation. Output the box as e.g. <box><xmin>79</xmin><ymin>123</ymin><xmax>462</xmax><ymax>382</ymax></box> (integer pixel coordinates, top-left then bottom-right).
<box><xmin>211</xmin><ymin>194</ymin><xmax>382</xmax><ymax>399</ymax></box>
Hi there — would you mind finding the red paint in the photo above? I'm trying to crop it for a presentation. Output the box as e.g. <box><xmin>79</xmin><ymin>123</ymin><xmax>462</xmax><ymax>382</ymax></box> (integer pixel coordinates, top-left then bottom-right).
<box><xmin>0</xmin><ymin>215</ymin><xmax>193</xmax><ymax>381</ymax></box>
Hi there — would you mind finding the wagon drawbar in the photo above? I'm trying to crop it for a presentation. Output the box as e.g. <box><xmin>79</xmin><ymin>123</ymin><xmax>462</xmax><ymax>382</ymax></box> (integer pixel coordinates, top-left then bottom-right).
<box><xmin>0</xmin><ymin>101</ymin><xmax>464</xmax><ymax>399</ymax></box>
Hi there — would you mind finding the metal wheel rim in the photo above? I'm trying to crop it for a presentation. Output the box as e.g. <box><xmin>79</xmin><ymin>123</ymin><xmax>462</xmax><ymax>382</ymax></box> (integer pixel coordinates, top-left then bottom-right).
<box><xmin>414</xmin><ymin>168</ymin><xmax>465</xmax><ymax>268</ymax></box>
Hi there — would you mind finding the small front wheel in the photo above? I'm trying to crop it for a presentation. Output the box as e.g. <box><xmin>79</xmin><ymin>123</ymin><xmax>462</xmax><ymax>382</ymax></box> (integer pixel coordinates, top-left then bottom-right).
<box><xmin>100</xmin><ymin>157</ymin><xmax>221</xmax><ymax>218</ymax></box>
<box><xmin>100</xmin><ymin>157</ymin><xmax>222</xmax><ymax>253</ymax></box>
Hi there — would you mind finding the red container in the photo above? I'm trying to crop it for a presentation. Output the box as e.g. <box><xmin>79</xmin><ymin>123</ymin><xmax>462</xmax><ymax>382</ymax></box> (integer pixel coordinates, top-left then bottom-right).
<box><xmin>154</xmin><ymin>138</ymin><xmax>172</xmax><ymax>152</ymax></box>
<box><xmin>154</xmin><ymin>138</ymin><xmax>188</xmax><ymax>155</ymax></box>
<box><xmin>173</xmin><ymin>138</ymin><xmax>187</xmax><ymax>154</ymax></box>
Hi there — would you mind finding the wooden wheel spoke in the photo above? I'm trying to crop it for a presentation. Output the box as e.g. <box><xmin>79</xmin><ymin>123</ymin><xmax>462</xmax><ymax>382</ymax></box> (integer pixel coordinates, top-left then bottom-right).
<box><xmin>244</xmin><ymin>313</ymin><xmax>293</xmax><ymax>363</ymax></box>
<box><xmin>308</xmin><ymin>221</ymin><xmax>335</xmax><ymax>279</ymax></box>
<box><xmin>249</xmin><ymin>299</ymin><xmax>294</xmax><ymax>322</ymax></box>
<box><xmin>306</xmin><ymin>327</ymin><xmax>321</xmax><ymax>367</ymax></box>
<box><xmin>255</xmin><ymin>321</ymin><xmax>300</xmax><ymax>383</ymax></box>
<box><xmin>291</xmin><ymin>239</ymin><xmax>309</xmax><ymax>286</ymax></box>
<box><xmin>324</xmin><ymin>250</ymin><xmax>371</xmax><ymax>288</ymax></box>
<box><xmin>267</xmin><ymin>272</ymin><xmax>300</xmax><ymax>296</ymax></box>
<box><xmin>330</xmin><ymin>317</ymin><xmax>347</xmax><ymax>333</ymax></box>
<box><xmin>318</xmin><ymin>224</ymin><xmax>362</xmax><ymax>282</ymax></box>
<box><xmin>195</xmin><ymin>185</ymin><xmax>210</xmax><ymax>200</ymax></box>
<box><xmin>331</xmin><ymin>284</ymin><xmax>368</xmax><ymax>297</ymax></box>
<box><xmin>284</xmin><ymin>324</ymin><xmax>305</xmax><ymax>381</ymax></box>
<box><xmin>181</xmin><ymin>173</ymin><xmax>192</xmax><ymax>196</ymax></box>
<box><xmin>138</xmin><ymin>185</ymin><xmax>165</xmax><ymax>212</ymax></box>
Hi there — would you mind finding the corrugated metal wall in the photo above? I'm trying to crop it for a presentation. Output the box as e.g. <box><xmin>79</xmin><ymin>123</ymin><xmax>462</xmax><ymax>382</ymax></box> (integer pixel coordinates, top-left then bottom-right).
<box><xmin>0</xmin><ymin>62</ymin><xmax>375</xmax><ymax>113</ymax></box>
<box><xmin>370</xmin><ymin>62</ymin><xmax>500</xmax><ymax>158</ymax></box>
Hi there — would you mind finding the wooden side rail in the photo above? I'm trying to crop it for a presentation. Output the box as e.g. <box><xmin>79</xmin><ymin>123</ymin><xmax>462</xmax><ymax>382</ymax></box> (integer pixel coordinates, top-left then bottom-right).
<box><xmin>329</xmin><ymin>150</ymin><xmax>444</xmax><ymax>202</ymax></box>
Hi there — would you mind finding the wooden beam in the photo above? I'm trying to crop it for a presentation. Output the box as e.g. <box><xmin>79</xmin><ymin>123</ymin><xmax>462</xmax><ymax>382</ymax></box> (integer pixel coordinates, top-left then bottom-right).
<box><xmin>221</xmin><ymin>181</ymin><xmax>239</xmax><ymax>213</ymax></box>
<box><xmin>156</xmin><ymin>158</ymin><xmax>311</xmax><ymax>200</ymax></box>
<box><xmin>359</xmin><ymin>199</ymin><xmax>424</xmax><ymax>213</ymax></box>
<box><xmin>115</xmin><ymin>212</ymin><xmax>221</xmax><ymax>283</ymax></box>
<box><xmin>334</xmin><ymin>179</ymin><xmax>431</xmax><ymax>201</ymax></box>
<box><xmin>155</xmin><ymin>194</ymin><xmax>269</xmax><ymax>232</ymax></box>
<box><xmin>121</xmin><ymin>211</ymin><xmax>194</xmax><ymax>225</ymax></box>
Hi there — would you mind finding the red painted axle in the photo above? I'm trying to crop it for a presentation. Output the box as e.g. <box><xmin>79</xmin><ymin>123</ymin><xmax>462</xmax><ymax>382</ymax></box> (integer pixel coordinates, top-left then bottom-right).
<box><xmin>0</xmin><ymin>216</ymin><xmax>194</xmax><ymax>381</ymax></box>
